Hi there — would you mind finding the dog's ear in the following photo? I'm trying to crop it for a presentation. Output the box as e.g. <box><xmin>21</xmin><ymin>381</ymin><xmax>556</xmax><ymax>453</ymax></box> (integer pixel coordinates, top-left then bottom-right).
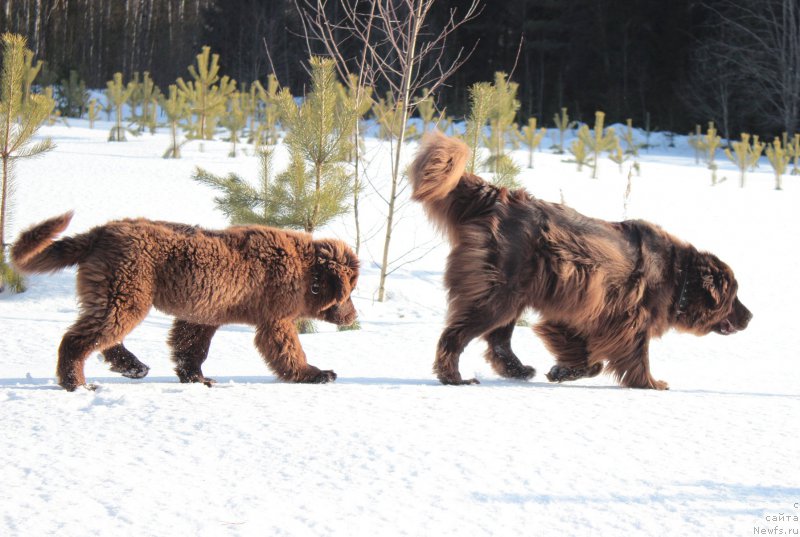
<box><xmin>314</xmin><ymin>240</ymin><xmax>355</xmax><ymax>304</ymax></box>
<box><xmin>698</xmin><ymin>254</ymin><xmax>730</xmax><ymax>306</ymax></box>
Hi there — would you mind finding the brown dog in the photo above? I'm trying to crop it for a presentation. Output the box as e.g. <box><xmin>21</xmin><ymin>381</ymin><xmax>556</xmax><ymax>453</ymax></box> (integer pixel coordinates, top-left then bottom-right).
<box><xmin>410</xmin><ymin>132</ymin><xmax>752</xmax><ymax>389</ymax></box>
<box><xmin>12</xmin><ymin>213</ymin><xmax>359</xmax><ymax>391</ymax></box>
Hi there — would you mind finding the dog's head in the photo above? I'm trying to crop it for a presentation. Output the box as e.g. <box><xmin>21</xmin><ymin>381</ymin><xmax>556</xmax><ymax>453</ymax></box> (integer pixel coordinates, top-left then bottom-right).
<box><xmin>675</xmin><ymin>251</ymin><xmax>752</xmax><ymax>336</ymax></box>
<box><xmin>306</xmin><ymin>239</ymin><xmax>359</xmax><ymax>326</ymax></box>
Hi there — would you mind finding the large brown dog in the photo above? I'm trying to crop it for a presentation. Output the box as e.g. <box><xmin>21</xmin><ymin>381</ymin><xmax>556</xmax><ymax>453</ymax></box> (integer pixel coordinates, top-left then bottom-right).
<box><xmin>12</xmin><ymin>213</ymin><xmax>359</xmax><ymax>391</ymax></box>
<box><xmin>410</xmin><ymin>132</ymin><xmax>752</xmax><ymax>389</ymax></box>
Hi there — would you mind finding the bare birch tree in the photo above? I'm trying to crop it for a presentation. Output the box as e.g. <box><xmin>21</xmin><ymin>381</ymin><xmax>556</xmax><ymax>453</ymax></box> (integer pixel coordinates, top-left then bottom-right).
<box><xmin>296</xmin><ymin>0</ymin><xmax>481</xmax><ymax>302</ymax></box>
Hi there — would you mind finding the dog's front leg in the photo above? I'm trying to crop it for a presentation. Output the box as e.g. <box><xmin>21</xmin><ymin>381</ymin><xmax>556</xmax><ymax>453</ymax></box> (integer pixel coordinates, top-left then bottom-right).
<box><xmin>255</xmin><ymin>321</ymin><xmax>337</xmax><ymax>383</ymax></box>
<box><xmin>606</xmin><ymin>332</ymin><xmax>669</xmax><ymax>390</ymax></box>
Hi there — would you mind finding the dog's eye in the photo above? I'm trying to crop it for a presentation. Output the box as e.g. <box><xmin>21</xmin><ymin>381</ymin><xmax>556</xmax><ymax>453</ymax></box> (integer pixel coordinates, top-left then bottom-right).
<box><xmin>311</xmin><ymin>282</ymin><xmax>321</xmax><ymax>295</ymax></box>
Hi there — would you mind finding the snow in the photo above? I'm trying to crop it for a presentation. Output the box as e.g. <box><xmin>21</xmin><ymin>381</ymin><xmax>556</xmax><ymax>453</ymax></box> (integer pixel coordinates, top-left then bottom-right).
<box><xmin>1</xmin><ymin>120</ymin><xmax>798</xmax><ymax>536</ymax></box>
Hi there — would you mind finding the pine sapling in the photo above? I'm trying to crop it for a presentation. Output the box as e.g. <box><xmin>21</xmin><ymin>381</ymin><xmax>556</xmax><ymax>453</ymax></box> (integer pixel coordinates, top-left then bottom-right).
<box><xmin>516</xmin><ymin>117</ymin><xmax>547</xmax><ymax>168</ymax></box>
<box><xmin>0</xmin><ymin>33</ymin><xmax>56</xmax><ymax>292</ymax></box>
<box><xmin>58</xmin><ymin>70</ymin><xmax>88</xmax><ymax>118</ymax></box>
<box><xmin>176</xmin><ymin>46</ymin><xmax>236</xmax><ymax>141</ymax></box>
<box><xmin>766</xmin><ymin>137</ymin><xmax>789</xmax><ymax>190</ymax></box>
<box><xmin>254</xmin><ymin>74</ymin><xmax>281</xmax><ymax>146</ymax></box>
<box><xmin>688</xmin><ymin>124</ymin><xmax>705</xmax><ymax>165</ymax></box>
<box><xmin>580</xmin><ymin>111</ymin><xmax>617</xmax><ymax>179</ymax></box>
<box><xmin>160</xmin><ymin>84</ymin><xmax>189</xmax><ymax>158</ymax></box>
<box><xmin>608</xmin><ymin>138</ymin><xmax>628</xmax><ymax>174</ymax></box>
<box><xmin>21</xmin><ymin>49</ymin><xmax>42</xmax><ymax>108</ymax></box>
<box><xmin>484</xmin><ymin>72</ymin><xmax>520</xmax><ymax>174</ymax></box>
<box><xmin>464</xmin><ymin>82</ymin><xmax>492</xmax><ymax>174</ymax></box>
<box><xmin>569</xmin><ymin>125</ymin><xmax>590</xmax><ymax>172</ymax></box>
<box><xmin>106</xmin><ymin>72</ymin><xmax>136</xmax><ymax>141</ymax></box>
<box><xmin>789</xmin><ymin>133</ymin><xmax>800</xmax><ymax>176</ymax></box>
<box><xmin>724</xmin><ymin>133</ymin><xmax>763</xmax><ymax>188</ymax></box>
<box><xmin>704</xmin><ymin>122</ymin><xmax>722</xmax><ymax>185</ymax></box>
<box><xmin>87</xmin><ymin>99</ymin><xmax>101</xmax><ymax>129</ymax></box>
<box><xmin>622</xmin><ymin>119</ymin><xmax>640</xmax><ymax>157</ymax></box>
<box><xmin>553</xmin><ymin>107</ymin><xmax>575</xmax><ymax>154</ymax></box>
<box><xmin>274</xmin><ymin>57</ymin><xmax>353</xmax><ymax>233</ymax></box>
<box><xmin>221</xmin><ymin>92</ymin><xmax>247</xmax><ymax>157</ymax></box>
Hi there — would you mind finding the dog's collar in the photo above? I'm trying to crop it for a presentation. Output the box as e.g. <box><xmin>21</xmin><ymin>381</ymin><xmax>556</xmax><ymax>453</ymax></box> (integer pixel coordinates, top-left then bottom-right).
<box><xmin>676</xmin><ymin>261</ymin><xmax>690</xmax><ymax>315</ymax></box>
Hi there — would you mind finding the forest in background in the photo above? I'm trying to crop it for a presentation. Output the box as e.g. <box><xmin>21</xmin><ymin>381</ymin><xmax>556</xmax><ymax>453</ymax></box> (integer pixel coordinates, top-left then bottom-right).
<box><xmin>1</xmin><ymin>0</ymin><xmax>798</xmax><ymax>138</ymax></box>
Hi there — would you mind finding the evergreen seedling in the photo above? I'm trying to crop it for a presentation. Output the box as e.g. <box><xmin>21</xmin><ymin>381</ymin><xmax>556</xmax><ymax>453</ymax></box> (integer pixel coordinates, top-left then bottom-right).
<box><xmin>132</xmin><ymin>72</ymin><xmax>158</xmax><ymax>134</ymax></box>
<box><xmin>688</xmin><ymin>124</ymin><xmax>704</xmax><ymax>164</ymax></box>
<box><xmin>177</xmin><ymin>46</ymin><xmax>236</xmax><ymax>140</ymax></box>
<box><xmin>517</xmin><ymin>117</ymin><xmax>547</xmax><ymax>168</ymax></box>
<box><xmin>275</xmin><ymin>57</ymin><xmax>353</xmax><ymax>233</ymax></box>
<box><xmin>724</xmin><ymin>133</ymin><xmax>763</xmax><ymax>188</ymax></box>
<box><xmin>58</xmin><ymin>70</ymin><xmax>88</xmax><ymax>118</ymax></box>
<box><xmin>193</xmin><ymin>147</ymin><xmax>279</xmax><ymax>225</ymax></box>
<box><xmin>580</xmin><ymin>111</ymin><xmax>617</xmax><ymax>179</ymax></box>
<box><xmin>21</xmin><ymin>49</ymin><xmax>42</xmax><ymax>108</ymax></box>
<box><xmin>766</xmin><ymin>137</ymin><xmax>790</xmax><ymax>190</ymax></box>
<box><xmin>622</xmin><ymin>119</ymin><xmax>640</xmax><ymax>157</ymax></box>
<box><xmin>106</xmin><ymin>72</ymin><xmax>136</xmax><ymax>141</ymax></box>
<box><xmin>553</xmin><ymin>107</ymin><xmax>575</xmax><ymax>154</ymax></box>
<box><xmin>569</xmin><ymin>125</ymin><xmax>590</xmax><ymax>172</ymax></box>
<box><xmin>255</xmin><ymin>74</ymin><xmax>281</xmax><ymax>146</ymax></box>
<box><xmin>608</xmin><ymin>138</ymin><xmax>628</xmax><ymax>174</ymax></box>
<box><xmin>484</xmin><ymin>72</ymin><xmax>520</xmax><ymax>174</ymax></box>
<box><xmin>0</xmin><ymin>33</ymin><xmax>55</xmax><ymax>292</ymax></box>
<box><xmin>221</xmin><ymin>92</ymin><xmax>247</xmax><ymax>157</ymax></box>
<box><xmin>160</xmin><ymin>84</ymin><xmax>189</xmax><ymax>158</ymax></box>
<box><xmin>87</xmin><ymin>99</ymin><xmax>101</xmax><ymax>129</ymax></box>
<box><xmin>788</xmin><ymin>133</ymin><xmax>800</xmax><ymax>176</ymax></box>
<box><xmin>704</xmin><ymin>122</ymin><xmax>722</xmax><ymax>185</ymax></box>
<box><xmin>464</xmin><ymin>82</ymin><xmax>492</xmax><ymax>174</ymax></box>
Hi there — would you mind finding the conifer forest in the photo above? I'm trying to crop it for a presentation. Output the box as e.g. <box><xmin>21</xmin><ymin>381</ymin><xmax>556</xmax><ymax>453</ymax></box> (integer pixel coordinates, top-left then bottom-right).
<box><xmin>2</xmin><ymin>0</ymin><xmax>799</xmax><ymax>138</ymax></box>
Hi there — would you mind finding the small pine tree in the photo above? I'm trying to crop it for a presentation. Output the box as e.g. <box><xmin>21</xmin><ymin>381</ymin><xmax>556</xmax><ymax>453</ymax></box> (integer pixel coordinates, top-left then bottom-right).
<box><xmin>336</xmin><ymin>74</ymin><xmax>373</xmax><ymax>163</ymax></box>
<box><xmin>766</xmin><ymin>137</ymin><xmax>789</xmax><ymax>190</ymax></box>
<box><xmin>464</xmin><ymin>82</ymin><xmax>493</xmax><ymax>174</ymax></box>
<box><xmin>193</xmin><ymin>147</ymin><xmax>278</xmax><ymax>225</ymax></box>
<box><xmin>45</xmin><ymin>87</ymin><xmax>66</xmax><ymax>126</ymax></box>
<box><xmin>484</xmin><ymin>72</ymin><xmax>520</xmax><ymax>175</ymax></box>
<box><xmin>372</xmin><ymin>92</ymin><xmax>417</xmax><ymax>142</ymax></box>
<box><xmin>517</xmin><ymin>117</ymin><xmax>547</xmax><ymax>168</ymax></box>
<box><xmin>569</xmin><ymin>126</ymin><xmax>590</xmax><ymax>172</ymax></box>
<box><xmin>608</xmin><ymin>138</ymin><xmax>628</xmax><ymax>174</ymax></box>
<box><xmin>176</xmin><ymin>46</ymin><xmax>236</xmax><ymax>140</ymax></box>
<box><xmin>688</xmin><ymin>124</ymin><xmax>705</xmax><ymax>165</ymax></box>
<box><xmin>253</xmin><ymin>74</ymin><xmax>281</xmax><ymax>146</ymax></box>
<box><xmin>58</xmin><ymin>70</ymin><xmax>88</xmax><ymax>118</ymax></box>
<box><xmin>86</xmin><ymin>98</ymin><xmax>101</xmax><ymax>129</ymax></box>
<box><xmin>621</xmin><ymin>119</ymin><xmax>640</xmax><ymax>157</ymax></box>
<box><xmin>160</xmin><ymin>84</ymin><xmax>189</xmax><ymax>158</ymax></box>
<box><xmin>276</xmin><ymin>57</ymin><xmax>353</xmax><ymax>233</ymax></box>
<box><xmin>131</xmin><ymin>72</ymin><xmax>159</xmax><ymax>134</ymax></box>
<box><xmin>220</xmin><ymin>91</ymin><xmax>247</xmax><ymax>157</ymax></box>
<box><xmin>106</xmin><ymin>72</ymin><xmax>136</xmax><ymax>141</ymax></box>
<box><xmin>788</xmin><ymin>133</ymin><xmax>800</xmax><ymax>176</ymax></box>
<box><xmin>750</xmin><ymin>135</ymin><xmax>765</xmax><ymax>170</ymax></box>
<box><xmin>553</xmin><ymin>107</ymin><xmax>575</xmax><ymax>154</ymax></box>
<box><xmin>724</xmin><ymin>133</ymin><xmax>763</xmax><ymax>188</ymax></box>
<box><xmin>21</xmin><ymin>49</ymin><xmax>43</xmax><ymax>108</ymax></box>
<box><xmin>703</xmin><ymin>122</ymin><xmax>722</xmax><ymax>185</ymax></box>
<box><xmin>580</xmin><ymin>111</ymin><xmax>617</xmax><ymax>179</ymax></box>
<box><xmin>0</xmin><ymin>33</ymin><xmax>56</xmax><ymax>293</ymax></box>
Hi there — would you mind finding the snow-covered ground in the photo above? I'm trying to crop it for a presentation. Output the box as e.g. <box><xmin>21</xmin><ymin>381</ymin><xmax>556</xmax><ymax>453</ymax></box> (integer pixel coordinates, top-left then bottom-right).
<box><xmin>1</xmin><ymin>120</ymin><xmax>798</xmax><ymax>536</ymax></box>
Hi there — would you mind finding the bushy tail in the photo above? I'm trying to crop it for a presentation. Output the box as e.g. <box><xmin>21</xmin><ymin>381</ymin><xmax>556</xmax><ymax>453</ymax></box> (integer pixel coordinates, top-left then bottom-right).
<box><xmin>409</xmin><ymin>131</ymin><xmax>469</xmax><ymax>204</ymax></box>
<box><xmin>11</xmin><ymin>212</ymin><xmax>89</xmax><ymax>273</ymax></box>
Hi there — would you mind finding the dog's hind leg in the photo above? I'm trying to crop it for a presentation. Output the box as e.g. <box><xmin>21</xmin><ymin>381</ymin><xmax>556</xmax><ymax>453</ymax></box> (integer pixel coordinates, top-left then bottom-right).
<box><xmin>535</xmin><ymin>321</ymin><xmax>603</xmax><ymax>384</ymax></box>
<box><xmin>483</xmin><ymin>321</ymin><xmax>536</xmax><ymax>380</ymax></box>
<box><xmin>102</xmin><ymin>343</ymin><xmax>150</xmax><ymax>379</ymax></box>
<box><xmin>168</xmin><ymin>320</ymin><xmax>219</xmax><ymax>386</ymax></box>
<box><xmin>255</xmin><ymin>320</ymin><xmax>336</xmax><ymax>383</ymax></box>
<box><xmin>57</xmin><ymin>270</ymin><xmax>152</xmax><ymax>391</ymax></box>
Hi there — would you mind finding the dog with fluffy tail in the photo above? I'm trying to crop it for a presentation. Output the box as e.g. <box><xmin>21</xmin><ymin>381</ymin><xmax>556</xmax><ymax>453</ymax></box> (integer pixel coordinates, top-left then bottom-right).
<box><xmin>12</xmin><ymin>212</ymin><xmax>360</xmax><ymax>391</ymax></box>
<box><xmin>410</xmin><ymin>131</ymin><xmax>751</xmax><ymax>388</ymax></box>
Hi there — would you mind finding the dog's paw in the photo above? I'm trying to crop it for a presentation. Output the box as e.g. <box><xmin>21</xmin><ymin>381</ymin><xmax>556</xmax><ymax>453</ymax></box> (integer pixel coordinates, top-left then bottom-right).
<box><xmin>438</xmin><ymin>375</ymin><xmax>480</xmax><ymax>385</ymax></box>
<box><xmin>546</xmin><ymin>365</ymin><xmax>582</xmax><ymax>383</ymax></box>
<box><xmin>507</xmin><ymin>365</ymin><xmax>536</xmax><ymax>380</ymax></box>
<box><xmin>652</xmin><ymin>379</ymin><xmax>669</xmax><ymax>391</ymax></box>
<box><xmin>302</xmin><ymin>369</ymin><xmax>337</xmax><ymax>384</ymax></box>
<box><xmin>177</xmin><ymin>370</ymin><xmax>215</xmax><ymax>387</ymax></box>
<box><xmin>111</xmin><ymin>363</ymin><xmax>150</xmax><ymax>379</ymax></box>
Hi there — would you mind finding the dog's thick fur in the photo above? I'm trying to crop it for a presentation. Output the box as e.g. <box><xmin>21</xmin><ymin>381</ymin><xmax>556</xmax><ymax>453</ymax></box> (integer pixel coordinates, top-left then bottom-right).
<box><xmin>410</xmin><ymin>131</ymin><xmax>752</xmax><ymax>389</ymax></box>
<box><xmin>12</xmin><ymin>213</ymin><xmax>359</xmax><ymax>391</ymax></box>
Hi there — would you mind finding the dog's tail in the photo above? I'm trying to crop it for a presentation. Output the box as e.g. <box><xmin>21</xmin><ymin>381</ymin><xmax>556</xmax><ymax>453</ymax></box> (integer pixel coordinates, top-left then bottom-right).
<box><xmin>11</xmin><ymin>212</ymin><xmax>90</xmax><ymax>273</ymax></box>
<box><xmin>410</xmin><ymin>131</ymin><xmax>469</xmax><ymax>203</ymax></box>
